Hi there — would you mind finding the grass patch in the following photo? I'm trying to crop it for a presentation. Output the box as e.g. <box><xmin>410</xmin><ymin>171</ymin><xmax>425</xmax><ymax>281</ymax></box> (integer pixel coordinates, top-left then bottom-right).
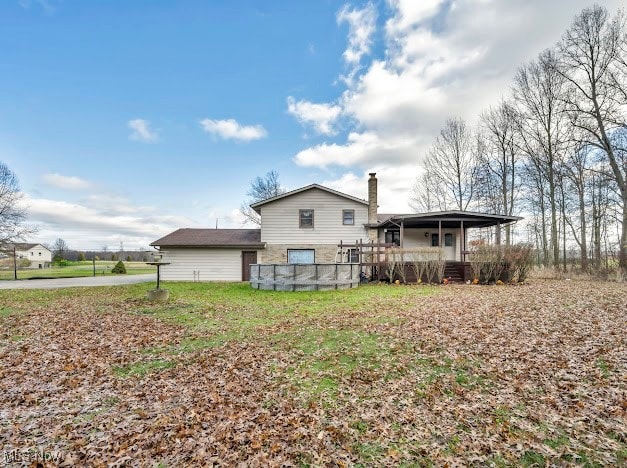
<box><xmin>134</xmin><ymin>282</ymin><xmax>439</xmax><ymax>360</ymax></box>
<box><xmin>596</xmin><ymin>358</ymin><xmax>611</xmax><ymax>378</ymax></box>
<box><xmin>113</xmin><ymin>359</ymin><xmax>174</xmax><ymax>377</ymax></box>
<box><xmin>0</xmin><ymin>261</ymin><xmax>156</xmax><ymax>280</ymax></box>
<box><xmin>350</xmin><ymin>420</ymin><xmax>369</xmax><ymax>434</ymax></box>
<box><xmin>414</xmin><ymin>355</ymin><xmax>488</xmax><ymax>397</ymax></box>
<box><xmin>544</xmin><ymin>432</ymin><xmax>569</xmax><ymax>449</ymax></box>
<box><xmin>0</xmin><ymin>308</ymin><xmax>15</xmax><ymax>318</ymax></box>
<box><xmin>353</xmin><ymin>442</ymin><xmax>385</xmax><ymax>462</ymax></box>
<box><xmin>519</xmin><ymin>450</ymin><xmax>546</xmax><ymax>466</ymax></box>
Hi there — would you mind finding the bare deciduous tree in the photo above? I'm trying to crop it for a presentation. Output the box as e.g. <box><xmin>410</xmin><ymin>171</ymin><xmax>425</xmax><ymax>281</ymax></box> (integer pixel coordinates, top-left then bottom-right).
<box><xmin>409</xmin><ymin>170</ymin><xmax>446</xmax><ymax>212</ymax></box>
<box><xmin>561</xmin><ymin>143</ymin><xmax>593</xmax><ymax>270</ymax></box>
<box><xmin>513</xmin><ymin>49</ymin><xmax>569</xmax><ymax>266</ymax></box>
<box><xmin>420</xmin><ymin>117</ymin><xmax>478</xmax><ymax>211</ymax></box>
<box><xmin>0</xmin><ymin>161</ymin><xmax>32</xmax><ymax>246</ymax></box>
<box><xmin>52</xmin><ymin>238</ymin><xmax>69</xmax><ymax>260</ymax></box>
<box><xmin>240</xmin><ymin>171</ymin><xmax>286</xmax><ymax>225</ymax></box>
<box><xmin>478</xmin><ymin>99</ymin><xmax>520</xmax><ymax>244</ymax></box>
<box><xmin>556</xmin><ymin>4</ymin><xmax>627</xmax><ymax>272</ymax></box>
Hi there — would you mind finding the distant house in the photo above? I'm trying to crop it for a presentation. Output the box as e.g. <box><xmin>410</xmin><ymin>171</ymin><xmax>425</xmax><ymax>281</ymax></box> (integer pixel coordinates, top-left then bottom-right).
<box><xmin>10</xmin><ymin>243</ymin><xmax>52</xmax><ymax>269</ymax></box>
<box><xmin>152</xmin><ymin>174</ymin><xmax>521</xmax><ymax>282</ymax></box>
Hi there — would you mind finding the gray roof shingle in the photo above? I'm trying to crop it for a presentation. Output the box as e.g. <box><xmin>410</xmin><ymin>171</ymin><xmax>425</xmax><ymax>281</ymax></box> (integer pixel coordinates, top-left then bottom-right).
<box><xmin>150</xmin><ymin>229</ymin><xmax>263</xmax><ymax>248</ymax></box>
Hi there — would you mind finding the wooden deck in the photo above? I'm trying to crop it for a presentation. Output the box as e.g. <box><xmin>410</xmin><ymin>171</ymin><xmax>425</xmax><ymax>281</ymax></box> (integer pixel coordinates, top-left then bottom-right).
<box><xmin>336</xmin><ymin>241</ymin><xmax>471</xmax><ymax>283</ymax></box>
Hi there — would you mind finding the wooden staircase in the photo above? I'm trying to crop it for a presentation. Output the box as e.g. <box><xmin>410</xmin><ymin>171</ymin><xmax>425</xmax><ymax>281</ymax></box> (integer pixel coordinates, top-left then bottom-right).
<box><xmin>444</xmin><ymin>264</ymin><xmax>464</xmax><ymax>283</ymax></box>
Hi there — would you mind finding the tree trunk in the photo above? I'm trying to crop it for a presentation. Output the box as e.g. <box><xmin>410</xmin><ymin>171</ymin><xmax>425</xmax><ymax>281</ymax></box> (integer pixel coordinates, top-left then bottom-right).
<box><xmin>578</xmin><ymin>185</ymin><xmax>588</xmax><ymax>270</ymax></box>
<box><xmin>593</xmin><ymin>195</ymin><xmax>601</xmax><ymax>269</ymax></box>
<box><xmin>549</xmin><ymin>175</ymin><xmax>559</xmax><ymax>266</ymax></box>
<box><xmin>621</xmin><ymin>196</ymin><xmax>627</xmax><ymax>276</ymax></box>
<box><xmin>592</xmin><ymin>93</ymin><xmax>627</xmax><ymax>273</ymax></box>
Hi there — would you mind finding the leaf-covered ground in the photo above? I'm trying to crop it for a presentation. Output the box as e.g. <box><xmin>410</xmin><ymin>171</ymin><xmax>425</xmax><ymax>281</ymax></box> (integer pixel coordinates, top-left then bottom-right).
<box><xmin>0</xmin><ymin>280</ymin><xmax>625</xmax><ymax>466</ymax></box>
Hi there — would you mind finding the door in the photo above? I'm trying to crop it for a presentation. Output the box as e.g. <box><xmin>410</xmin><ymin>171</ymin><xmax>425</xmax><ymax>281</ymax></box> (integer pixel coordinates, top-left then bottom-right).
<box><xmin>431</xmin><ymin>233</ymin><xmax>456</xmax><ymax>261</ymax></box>
<box><xmin>242</xmin><ymin>251</ymin><xmax>257</xmax><ymax>281</ymax></box>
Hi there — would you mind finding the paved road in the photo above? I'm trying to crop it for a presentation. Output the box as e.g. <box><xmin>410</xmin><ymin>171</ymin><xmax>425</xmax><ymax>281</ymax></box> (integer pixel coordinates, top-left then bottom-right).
<box><xmin>0</xmin><ymin>274</ymin><xmax>156</xmax><ymax>290</ymax></box>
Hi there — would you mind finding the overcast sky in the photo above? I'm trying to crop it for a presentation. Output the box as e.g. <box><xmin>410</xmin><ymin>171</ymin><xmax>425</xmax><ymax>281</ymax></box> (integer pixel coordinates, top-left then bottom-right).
<box><xmin>1</xmin><ymin>0</ymin><xmax>623</xmax><ymax>250</ymax></box>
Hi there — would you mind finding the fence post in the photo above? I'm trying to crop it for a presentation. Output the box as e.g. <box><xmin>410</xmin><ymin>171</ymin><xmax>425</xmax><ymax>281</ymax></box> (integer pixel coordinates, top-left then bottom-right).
<box><xmin>92</xmin><ymin>256</ymin><xmax>96</xmax><ymax>277</ymax></box>
<box><xmin>13</xmin><ymin>246</ymin><xmax>17</xmax><ymax>280</ymax></box>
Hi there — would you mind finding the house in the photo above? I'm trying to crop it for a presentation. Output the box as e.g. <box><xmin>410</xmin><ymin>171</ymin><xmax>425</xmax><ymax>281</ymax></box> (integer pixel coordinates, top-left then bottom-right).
<box><xmin>8</xmin><ymin>243</ymin><xmax>52</xmax><ymax>269</ymax></box>
<box><xmin>151</xmin><ymin>174</ymin><xmax>521</xmax><ymax>282</ymax></box>
<box><xmin>148</xmin><ymin>229</ymin><xmax>264</xmax><ymax>282</ymax></box>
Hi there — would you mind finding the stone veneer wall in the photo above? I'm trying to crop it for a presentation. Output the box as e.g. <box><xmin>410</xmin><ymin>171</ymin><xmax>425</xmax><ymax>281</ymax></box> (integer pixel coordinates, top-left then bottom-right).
<box><xmin>259</xmin><ymin>244</ymin><xmax>339</xmax><ymax>264</ymax></box>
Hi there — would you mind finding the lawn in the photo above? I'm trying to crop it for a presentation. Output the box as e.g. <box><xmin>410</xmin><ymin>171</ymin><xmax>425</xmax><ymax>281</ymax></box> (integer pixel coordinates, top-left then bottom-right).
<box><xmin>0</xmin><ymin>280</ymin><xmax>625</xmax><ymax>465</ymax></box>
<box><xmin>0</xmin><ymin>261</ymin><xmax>156</xmax><ymax>280</ymax></box>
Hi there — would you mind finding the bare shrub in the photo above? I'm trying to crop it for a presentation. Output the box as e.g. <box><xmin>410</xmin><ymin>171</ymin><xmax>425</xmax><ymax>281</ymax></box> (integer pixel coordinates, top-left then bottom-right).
<box><xmin>385</xmin><ymin>248</ymin><xmax>398</xmax><ymax>282</ymax></box>
<box><xmin>387</xmin><ymin>248</ymin><xmax>408</xmax><ymax>283</ymax></box>
<box><xmin>425</xmin><ymin>249</ymin><xmax>446</xmax><ymax>283</ymax></box>
<box><xmin>503</xmin><ymin>244</ymin><xmax>534</xmax><ymax>282</ymax></box>
<box><xmin>469</xmin><ymin>243</ymin><xmax>534</xmax><ymax>283</ymax></box>
<box><xmin>402</xmin><ymin>247</ymin><xmax>444</xmax><ymax>283</ymax></box>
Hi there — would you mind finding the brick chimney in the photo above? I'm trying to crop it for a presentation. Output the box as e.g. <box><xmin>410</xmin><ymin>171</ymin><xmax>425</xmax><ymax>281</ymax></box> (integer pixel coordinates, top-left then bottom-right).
<box><xmin>368</xmin><ymin>173</ymin><xmax>378</xmax><ymax>241</ymax></box>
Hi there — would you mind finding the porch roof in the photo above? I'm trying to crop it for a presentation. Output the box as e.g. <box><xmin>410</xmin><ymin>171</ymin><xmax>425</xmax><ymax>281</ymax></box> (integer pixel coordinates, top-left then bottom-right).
<box><xmin>371</xmin><ymin>211</ymin><xmax>522</xmax><ymax>229</ymax></box>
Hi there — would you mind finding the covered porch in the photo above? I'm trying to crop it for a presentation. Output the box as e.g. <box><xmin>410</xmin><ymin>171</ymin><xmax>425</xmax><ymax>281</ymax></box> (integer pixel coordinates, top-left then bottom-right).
<box><xmin>374</xmin><ymin>211</ymin><xmax>522</xmax><ymax>261</ymax></box>
<box><xmin>361</xmin><ymin>211</ymin><xmax>522</xmax><ymax>282</ymax></box>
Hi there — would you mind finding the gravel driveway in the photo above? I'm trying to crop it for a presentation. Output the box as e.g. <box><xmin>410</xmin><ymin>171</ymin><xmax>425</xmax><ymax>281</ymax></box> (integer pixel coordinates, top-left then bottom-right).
<box><xmin>0</xmin><ymin>274</ymin><xmax>156</xmax><ymax>290</ymax></box>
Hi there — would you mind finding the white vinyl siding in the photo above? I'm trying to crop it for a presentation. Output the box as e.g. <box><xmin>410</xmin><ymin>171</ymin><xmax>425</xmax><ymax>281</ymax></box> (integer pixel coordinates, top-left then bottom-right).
<box><xmin>159</xmin><ymin>248</ymin><xmax>244</xmax><ymax>281</ymax></box>
<box><xmin>380</xmin><ymin>228</ymin><xmax>462</xmax><ymax>261</ymax></box>
<box><xmin>15</xmin><ymin>244</ymin><xmax>52</xmax><ymax>268</ymax></box>
<box><xmin>260</xmin><ymin>188</ymin><xmax>368</xmax><ymax>244</ymax></box>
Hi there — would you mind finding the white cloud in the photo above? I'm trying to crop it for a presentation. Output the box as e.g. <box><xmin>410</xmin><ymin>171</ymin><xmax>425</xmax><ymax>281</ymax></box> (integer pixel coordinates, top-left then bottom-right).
<box><xmin>288</xmin><ymin>0</ymin><xmax>626</xmax><ymax>215</ymax></box>
<box><xmin>206</xmin><ymin>208</ymin><xmax>250</xmax><ymax>228</ymax></box>
<box><xmin>41</xmin><ymin>173</ymin><xmax>92</xmax><ymax>190</ymax></box>
<box><xmin>337</xmin><ymin>2</ymin><xmax>377</xmax><ymax>65</ymax></box>
<box><xmin>128</xmin><ymin>118</ymin><xmax>159</xmax><ymax>143</ymax></box>
<box><xmin>321</xmin><ymin>166</ymin><xmax>419</xmax><ymax>214</ymax></box>
<box><xmin>295</xmin><ymin>131</ymin><xmax>425</xmax><ymax>169</ymax></box>
<box><xmin>199</xmin><ymin>118</ymin><xmax>267</xmax><ymax>142</ymax></box>
<box><xmin>20</xmin><ymin>193</ymin><xmax>195</xmax><ymax>250</ymax></box>
<box><xmin>384</xmin><ymin>0</ymin><xmax>444</xmax><ymax>34</ymax></box>
<box><xmin>292</xmin><ymin>0</ymin><xmax>624</xmax><ymax>175</ymax></box>
<box><xmin>287</xmin><ymin>97</ymin><xmax>342</xmax><ymax>136</ymax></box>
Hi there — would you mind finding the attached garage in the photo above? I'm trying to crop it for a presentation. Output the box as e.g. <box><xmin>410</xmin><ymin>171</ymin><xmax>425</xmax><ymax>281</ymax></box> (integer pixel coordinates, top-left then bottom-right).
<box><xmin>150</xmin><ymin>229</ymin><xmax>264</xmax><ymax>282</ymax></box>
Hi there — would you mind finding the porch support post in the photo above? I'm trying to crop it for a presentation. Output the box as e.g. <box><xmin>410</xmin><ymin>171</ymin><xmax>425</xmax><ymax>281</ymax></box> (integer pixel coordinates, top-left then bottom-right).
<box><xmin>438</xmin><ymin>220</ymin><xmax>442</xmax><ymax>248</ymax></box>
<box><xmin>496</xmin><ymin>222</ymin><xmax>501</xmax><ymax>245</ymax></box>
<box><xmin>460</xmin><ymin>220</ymin><xmax>465</xmax><ymax>262</ymax></box>
<box><xmin>400</xmin><ymin>220</ymin><xmax>404</xmax><ymax>248</ymax></box>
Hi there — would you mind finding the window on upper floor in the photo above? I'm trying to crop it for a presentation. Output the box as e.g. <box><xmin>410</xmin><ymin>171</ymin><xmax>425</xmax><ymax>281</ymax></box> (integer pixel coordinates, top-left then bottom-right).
<box><xmin>299</xmin><ymin>209</ymin><xmax>314</xmax><ymax>228</ymax></box>
<box><xmin>342</xmin><ymin>209</ymin><xmax>355</xmax><ymax>225</ymax></box>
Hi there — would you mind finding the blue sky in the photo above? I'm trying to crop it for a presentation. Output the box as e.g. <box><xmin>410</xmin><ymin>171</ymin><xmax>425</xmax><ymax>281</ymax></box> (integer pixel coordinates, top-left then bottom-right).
<box><xmin>1</xmin><ymin>0</ymin><xmax>622</xmax><ymax>250</ymax></box>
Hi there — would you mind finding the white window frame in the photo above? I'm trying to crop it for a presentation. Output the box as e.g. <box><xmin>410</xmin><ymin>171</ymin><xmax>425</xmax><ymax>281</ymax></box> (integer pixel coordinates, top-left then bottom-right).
<box><xmin>287</xmin><ymin>249</ymin><xmax>315</xmax><ymax>264</ymax></box>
